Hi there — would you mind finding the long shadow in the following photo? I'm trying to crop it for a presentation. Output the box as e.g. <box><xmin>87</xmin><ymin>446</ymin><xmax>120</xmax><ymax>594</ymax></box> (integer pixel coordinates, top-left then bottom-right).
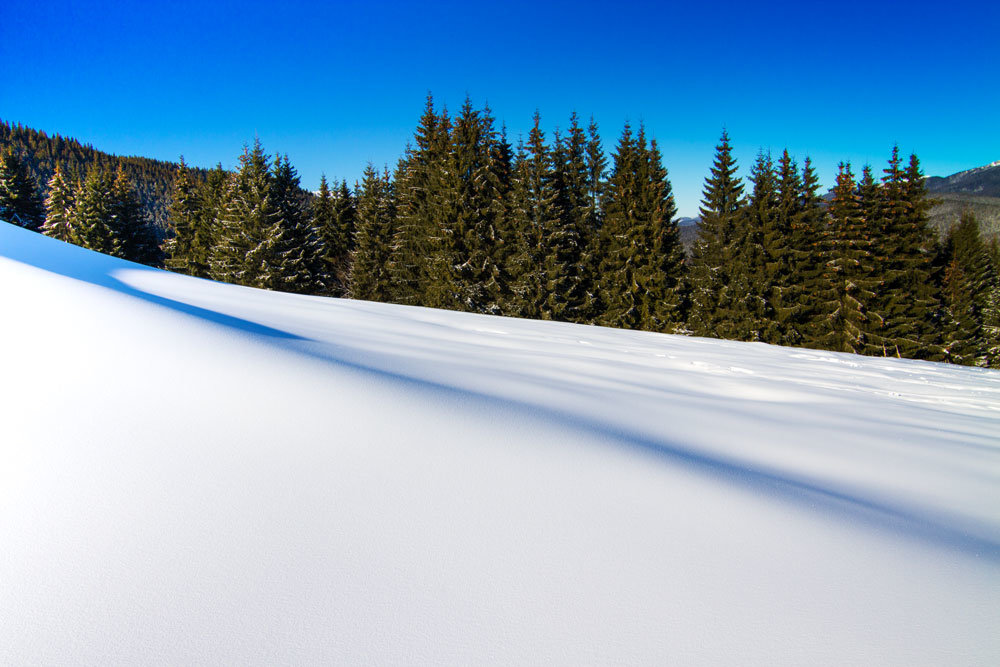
<box><xmin>7</xmin><ymin>225</ymin><xmax>999</xmax><ymax>564</ymax></box>
<box><xmin>278</xmin><ymin>336</ymin><xmax>1000</xmax><ymax>564</ymax></box>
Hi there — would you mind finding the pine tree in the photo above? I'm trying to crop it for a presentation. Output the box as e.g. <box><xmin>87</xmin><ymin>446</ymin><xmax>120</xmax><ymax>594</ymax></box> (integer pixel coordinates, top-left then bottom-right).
<box><xmin>507</xmin><ymin>112</ymin><xmax>559</xmax><ymax>319</ymax></box>
<box><xmin>0</xmin><ymin>147</ymin><xmax>44</xmax><ymax>230</ymax></box>
<box><xmin>388</xmin><ymin>94</ymin><xmax>448</xmax><ymax>305</ymax></box>
<box><xmin>187</xmin><ymin>163</ymin><xmax>227</xmax><ymax>278</ymax></box>
<box><xmin>541</xmin><ymin>127</ymin><xmax>591</xmax><ymax>322</ymax></box>
<box><xmin>939</xmin><ymin>210</ymin><xmax>997</xmax><ymax>365</ymax></box>
<box><xmin>73</xmin><ymin>169</ymin><xmax>119</xmax><ymax>255</ymax></box>
<box><xmin>163</xmin><ymin>157</ymin><xmax>202</xmax><ymax>275</ymax></box>
<box><xmin>209</xmin><ymin>140</ymin><xmax>285</xmax><ymax>289</ymax></box>
<box><xmin>425</xmin><ymin>99</ymin><xmax>511</xmax><ymax>313</ymax></box>
<box><xmin>815</xmin><ymin>163</ymin><xmax>880</xmax><ymax>354</ymax></box>
<box><xmin>597</xmin><ymin>124</ymin><xmax>684</xmax><ymax>331</ymax></box>
<box><xmin>271</xmin><ymin>155</ymin><xmax>325</xmax><ymax>294</ymax></box>
<box><xmin>349</xmin><ymin>163</ymin><xmax>396</xmax><ymax>301</ymax></box>
<box><xmin>111</xmin><ymin>165</ymin><xmax>161</xmax><ymax>265</ymax></box>
<box><xmin>41</xmin><ymin>163</ymin><xmax>75</xmax><ymax>242</ymax></box>
<box><xmin>787</xmin><ymin>156</ymin><xmax>827</xmax><ymax>346</ymax></box>
<box><xmin>871</xmin><ymin>148</ymin><xmax>940</xmax><ymax>358</ymax></box>
<box><xmin>735</xmin><ymin>152</ymin><xmax>780</xmax><ymax>342</ymax></box>
<box><xmin>687</xmin><ymin>129</ymin><xmax>746</xmax><ymax>338</ymax></box>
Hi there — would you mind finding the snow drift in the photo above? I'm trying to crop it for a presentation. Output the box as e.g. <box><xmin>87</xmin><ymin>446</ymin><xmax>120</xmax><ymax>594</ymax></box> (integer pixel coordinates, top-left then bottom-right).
<box><xmin>2</xmin><ymin>221</ymin><xmax>998</xmax><ymax>665</ymax></box>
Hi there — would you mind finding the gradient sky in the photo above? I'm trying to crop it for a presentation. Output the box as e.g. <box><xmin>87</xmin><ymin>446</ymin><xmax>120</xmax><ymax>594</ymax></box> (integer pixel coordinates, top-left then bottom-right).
<box><xmin>2</xmin><ymin>0</ymin><xmax>998</xmax><ymax>216</ymax></box>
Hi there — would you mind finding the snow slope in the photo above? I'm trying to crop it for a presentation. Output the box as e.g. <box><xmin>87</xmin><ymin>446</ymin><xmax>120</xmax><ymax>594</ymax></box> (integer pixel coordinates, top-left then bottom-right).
<box><xmin>2</xmin><ymin>220</ymin><xmax>999</xmax><ymax>665</ymax></box>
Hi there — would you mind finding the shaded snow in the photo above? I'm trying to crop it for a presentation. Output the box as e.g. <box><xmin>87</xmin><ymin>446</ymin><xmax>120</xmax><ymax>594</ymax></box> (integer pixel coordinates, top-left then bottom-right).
<box><xmin>2</xmin><ymin>221</ymin><xmax>999</xmax><ymax>665</ymax></box>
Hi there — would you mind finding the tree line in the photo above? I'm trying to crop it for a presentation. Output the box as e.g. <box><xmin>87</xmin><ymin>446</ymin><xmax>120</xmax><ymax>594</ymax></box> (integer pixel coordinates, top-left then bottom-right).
<box><xmin>0</xmin><ymin>119</ymin><xmax>209</xmax><ymax>230</ymax></box>
<box><xmin>3</xmin><ymin>96</ymin><xmax>998</xmax><ymax>367</ymax></box>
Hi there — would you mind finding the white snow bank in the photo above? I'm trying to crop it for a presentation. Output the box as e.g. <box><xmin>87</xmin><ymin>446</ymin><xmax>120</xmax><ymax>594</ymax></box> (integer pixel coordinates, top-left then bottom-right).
<box><xmin>2</xmin><ymin>221</ymin><xmax>999</xmax><ymax>665</ymax></box>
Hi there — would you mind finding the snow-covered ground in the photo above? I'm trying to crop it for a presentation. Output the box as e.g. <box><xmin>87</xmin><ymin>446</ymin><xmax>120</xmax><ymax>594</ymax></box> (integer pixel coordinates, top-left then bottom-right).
<box><xmin>2</xmin><ymin>220</ymin><xmax>999</xmax><ymax>665</ymax></box>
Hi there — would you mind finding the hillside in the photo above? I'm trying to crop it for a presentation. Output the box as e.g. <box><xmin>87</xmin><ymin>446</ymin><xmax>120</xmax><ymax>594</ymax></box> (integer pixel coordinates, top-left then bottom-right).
<box><xmin>2</xmin><ymin>221</ymin><xmax>998</xmax><ymax>664</ymax></box>
<box><xmin>0</xmin><ymin>120</ymin><xmax>209</xmax><ymax>231</ymax></box>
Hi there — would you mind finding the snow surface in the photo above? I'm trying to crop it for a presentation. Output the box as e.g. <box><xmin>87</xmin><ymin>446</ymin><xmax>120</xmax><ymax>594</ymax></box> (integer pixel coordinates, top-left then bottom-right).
<box><xmin>2</xmin><ymin>220</ymin><xmax>999</xmax><ymax>665</ymax></box>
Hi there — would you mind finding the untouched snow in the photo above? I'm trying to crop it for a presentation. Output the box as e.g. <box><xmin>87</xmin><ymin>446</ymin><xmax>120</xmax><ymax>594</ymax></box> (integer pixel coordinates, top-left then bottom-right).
<box><xmin>2</xmin><ymin>221</ymin><xmax>999</xmax><ymax>665</ymax></box>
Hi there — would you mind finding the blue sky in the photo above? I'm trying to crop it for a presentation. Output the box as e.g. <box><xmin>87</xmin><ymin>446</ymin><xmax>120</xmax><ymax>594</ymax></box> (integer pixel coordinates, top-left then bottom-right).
<box><xmin>2</xmin><ymin>0</ymin><xmax>998</xmax><ymax>216</ymax></box>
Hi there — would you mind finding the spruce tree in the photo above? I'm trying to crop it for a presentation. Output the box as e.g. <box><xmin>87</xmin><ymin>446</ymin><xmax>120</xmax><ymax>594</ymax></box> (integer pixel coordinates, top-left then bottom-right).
<box><xmin>271</xmin><ymin>155</ymin><xmax>325</xmax><ymax>294</ymax></box>
<box><xmin>209</xmin><ymin>140</ymin><xmax>285</xmax><ymax>289</ymax></box>
<box><xmin>425</xmin><ymin>99</ymin><xmax>511</xmax><ymax>314</ymax></box>
<box><xmin>388</xmin><ymin>94</ymin><xmax>449</xmax><ymax>305</ymax></box>
<box><xmin>687</xmin><ymin>130</ymin><xmax>746</xmax><ymax>338</ymax></box>
<box><xmin>597</xmin><ymin>124</ymin><xmax>684</xmax><ymax>331</ymax></box>
<box><xmin>541</xmin><ymin>128</ymin><xmax>590</xmax><ymax>322</ymax></box>
<box><xmin>41</xmin><ymin>163</ymin><xmax>76</xmax><ymax>242</ymax></box>
<box><xmin>815</xmin><ymin>163</ymin><xmax>880</xmax><ymax>354</ymax></box>
<box><xmin>111</xmin><ymin>165</ymin><xmax>161</xmax><ymax>265</ymax></box>
<box><xmin>508</xmin><ymin>112</ymin><xmax>559</xmax><ymax>319</ymax></box>
<box><xmin>350</xmin><ymin>163</ymin><xmax>396</xmax><ymax>301</ymax></box>
<box><xmin>871</xmin><ymin>148</ymin><xmax>940</xmax><ymax>358</ymax></box>
<box><xmin>73</xmin><ymin>169</ymin><xmax>119</xmax><ymax>255</ymax></box>
<box><xmin>0</xmin><ymin>147</ymin><xmax>43</xmax><ymax>230</ymax></box>
<box><xmin>939</xmin><ymin>210</ymin><xmax>997</xmax><ymax>365</ymax></box>
<box><xmin>164</xmin><ymin>157</ymin><xmax>202</xmax><ymax>275</ymax></box>
<box><xmin>787</xmin><ymin>156</ymin><xmax>827</xmax><ymax>346</ymax></box>
<box><xmin>735</xmin><ymin>152</ymin><xmax>780</xmax><ymax>342</ymax></box>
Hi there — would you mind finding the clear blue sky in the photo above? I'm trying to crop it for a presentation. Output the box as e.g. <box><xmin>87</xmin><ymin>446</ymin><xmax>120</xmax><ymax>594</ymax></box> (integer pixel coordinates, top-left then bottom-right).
<box><xmin>2</xmin><ymin>0</ymin><xmax>998</xmax><ymax>216</ymax></box>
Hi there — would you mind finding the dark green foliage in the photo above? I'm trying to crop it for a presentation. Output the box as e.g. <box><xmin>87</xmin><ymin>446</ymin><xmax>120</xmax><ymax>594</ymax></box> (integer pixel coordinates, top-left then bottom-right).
<box><xmin>424</xmin><ymin>99</ymin><xmax>512</xmax><ymax>314</ymax></box>
<box><xmin>72</xmin><ymin>169</ymin><xmax>120</xmax><ymax>255</ymax></box>
<box><xmin>508</xmin><ymin>112</ymin><xmax>562</xmax><ymax>319</ymax></box>
<box><xmin>687</xmin><ymin>130</ymin><xmax>746</xmax><ymax>338</ymax></box>
<box><xmin>870</xmin><ymin>149</ymin><xmax>941</xmax><ymax>358</ymax></box>
<box><xmin>110</xmin><ymin>165</ymin><xmax>162</xmax><ymax>265</ymax></box>
<box><xmin>41</xmin><ymin>164</ymin><xmax>75</xmax><ymax>242</ymax></box>
<box><xmin>815</xmin><ymin>163</ymin><xmax>880</xmax><ymax>354</ymax></box>
<box><xmin>0</xmin><ymin>147</ymin><xmax>43</xmax><ymax>230</ymax></box>
<box><xmin>164</xmin><ymin>157</ymin><xmax>202</xmax><ymax>275</ymax></box>
<box><xmin>388</xmin><ymin>95</ymin><xmax>448</xmax><ymax>305</ymax></box>
<box><xmin>209</xmin><ymin>140</ymin><xmax>287</xmax><ymax>289</ymax></box>
<box><xmin>736</xmin><ymin>152</ymin><xmax>780</xmax><ymax>342</ymax></box>
<box><xmin>271</xmin><ymin>155</ymin><xmax>325</xmax><ymax>294</ymax></box>
<box><xmin>939</xmin><ymin>210</ymin><xmax>999</xmax><ymax>365</ymax></box>
<box><xmin>350</xmin><ymin>164</ymin><xmax>396</xmax><ymax>301</ymax></box>
<box><xmin>312</xmin><ymin>175</ymin><xmax>355</xmax><ymax>296</ymax></box>
<box><xmin>596</xmin><ymin>124</ymin><xmax>684</xmax><ymax>331</ymax></box>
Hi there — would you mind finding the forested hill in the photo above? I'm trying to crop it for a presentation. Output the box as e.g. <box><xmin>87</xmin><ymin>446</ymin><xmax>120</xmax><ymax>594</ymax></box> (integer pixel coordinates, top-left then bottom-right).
<box><xmin>0</xmin><ymin>120</ymin><xmax>210</xmax><ymax>230</ymax></box>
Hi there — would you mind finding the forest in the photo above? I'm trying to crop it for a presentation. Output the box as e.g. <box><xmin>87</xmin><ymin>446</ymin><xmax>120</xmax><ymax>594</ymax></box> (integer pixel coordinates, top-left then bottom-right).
<box><xmin>2</xmin><ymin>98</ymin><xmax>998</xmax><ymax>367</ymax></box>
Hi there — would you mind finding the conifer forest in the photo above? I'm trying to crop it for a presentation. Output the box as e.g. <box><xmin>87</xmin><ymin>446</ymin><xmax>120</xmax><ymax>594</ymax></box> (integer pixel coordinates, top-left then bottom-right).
<box><xmin>3</xmin><ymin>97</ymin><xmax>999</xmax><ymax>368</ymax></box>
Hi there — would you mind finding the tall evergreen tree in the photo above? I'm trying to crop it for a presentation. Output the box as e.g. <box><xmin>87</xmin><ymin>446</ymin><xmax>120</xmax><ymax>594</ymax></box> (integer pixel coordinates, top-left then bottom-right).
<box><xmin>508</xmin><ymin>112</ymin><xmax>559</xmax><ymax>319</ymax></box>
<box><xmin>163</xmin><ymin>157</ymin><xmax>202</xmax><ymax>275</ymax></box>
<box><xmin>209</xmin><ymin>140</ymin><xmax>285</xmax><ymax>289</ymax></box>
<box><xmin>388</xmin><ymin>95</ymin><xmax>449</xmax><ymax>305</ymax></box>
<box><xmin>871</xmin><ymin>148</ymin><xmax>940</xmax><ymax>358</ymax></box>
<box><xmin>0</xmin><ymin>147</ymin><xmax>43</xmax><ymax>230</ymax></box>
<box><xmin>597</xmin><ymin>124</ymin><xmax>684</xmax><ymax>331</ymax></box>
<box><xmin>687</xmin><ymin>129</ymin><xmax>746</xmax><ymax>338</ymax></box>
<box><xmin>735</xmin><ymin>152</ymin><xmax>780</xmax><ymax>342</ymax></box>
<box><xmin>111</xmin><ymin>165</ymin><xmax>161</xmax><ymax>265</ymax></box>
<box><xmin>72</xmin><ymin>169</ymin><xmax>119</xmax><ymax>255</ymax></box>
<box><xmin>541</xmin><ymin>128</ymin><xmax>590</xmax><ymax>322</ymax></box>
<box><xmin>816</xmin><ymin>163</ymin><xmax>880</xmax><ymax>354</ymax></box>
<box><xmin>785</xmin><ymin>156</ymin><xmax>827</xmax><ymax>346</ymax></box>
<box><xmin>425</xmin><ymin>99</ymin><xmax>511</xmax><ymax>313</ymax></box>
<box><xmin>939</xmin><ymin>210</ymin><xmax>998</xmax><ymax>365</ymax></box>
<box><xmin>271</xmin><ymin>155</ymin><xmax>325</xmax><ymax>294</ymax></box>
<box><xmin>350</xmin><ymin>164</ymin><xmax>396</xmax><ymax>301</ymax></box>
<box><xmin>41</xmin><ymin>163</ymin><xmax>75</xmax><ymax>242</ymax></box>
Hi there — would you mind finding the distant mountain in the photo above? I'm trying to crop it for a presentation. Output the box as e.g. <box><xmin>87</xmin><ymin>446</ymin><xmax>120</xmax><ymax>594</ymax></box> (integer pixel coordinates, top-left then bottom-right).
<box><xmin>926</xmin><ymin>161</ymin><xmax>1000</xmax><ymax>197</ymax></box>
<box><xmin>924</xmin><ymin>161</ymin><xmax>1000</xmax><ymax>241</ymax></box>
